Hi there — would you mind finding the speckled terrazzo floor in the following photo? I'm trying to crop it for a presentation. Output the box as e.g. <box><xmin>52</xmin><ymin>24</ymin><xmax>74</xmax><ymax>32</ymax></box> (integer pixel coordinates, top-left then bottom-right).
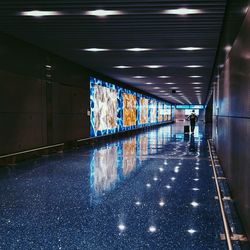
<box><xmin>0</xmin><ymin>123</ymin><xmax>245</xmax><ymax>249</ymax></box>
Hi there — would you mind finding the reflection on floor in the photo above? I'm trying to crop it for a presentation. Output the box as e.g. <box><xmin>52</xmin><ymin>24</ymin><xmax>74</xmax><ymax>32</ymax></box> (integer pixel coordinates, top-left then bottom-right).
<box><xmin>0</xmin><ymin>123</ymin><xmax>245</xmax><ymax>249</ymax></box>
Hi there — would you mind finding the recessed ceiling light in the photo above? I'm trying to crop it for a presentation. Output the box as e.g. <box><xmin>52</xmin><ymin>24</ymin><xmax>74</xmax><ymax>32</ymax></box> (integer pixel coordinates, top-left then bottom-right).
<box><xmin>133</xmin><ymin>76</ymin><xmax>146</xmax><ymax>79</ymax></box>
<box><xmin>114</xmin><ymin>65</ymin><xmax>132</xmax><ymax>69</ymax></box>
<box><xmin>162</xmin><ymin>8</ymin><xmax>203</xmax><ymax>15</ymax></box>
<box><xmin>193</xmin><ymin>87</ymin><xmax>202</xmax><ymax>89</ymax></box>
<box><xmin>84</xmin><ymin>48</ymin><xmax>110</xmax><ymax>52</ymax></box>
<box><xmin>178</xmin><ymin>47</ymin><xmax>204</xmax><ymax>51</ymax></box>
<box><xmin>145</xmin><ymin>82</ymin><xmax>153</xmax><ymax>85</ymax></box>
<box><xmin>20</xmin><ymin>10</ymin><xmax>62</xmax><ymax>17</ymax></box>
<box><xmin>195</xmin><ymin>90</ymin><xmax>202</xmax><ymax>92</ymax></box>
<box><xmin>185</xmin><ymin>65</ymin><xmax>203</xmax><ymax>68</ymax></box>
<box><xmin>191</xmin><ymin>82</ymin><xmax>203</xmax><ymax>85</ymax></box>
<box><xmin>159</xmin><ymin>90</ymin><xmax>166</xmax><ymax>93</ymax></box>
<box><xmin>189</xmin><ymin>76</ymin><xmax>202</xmax><ymax>78</ymax></box>
<box><xmin>153</xmin><ymin>87</ymin><xmax>160</xmax><ymax>89</ymax></box>
<box><xmin>144</xmin><ymin>65</ymin><xmax>163</xmax><ymax>69</ymax></box>
<box><xmin>126</xmin><ymin>48</ymin><xmax>151</xmax><ymax>52</ymax></box>
<box><xmin>158</xmin><ymin>76</ymin><xmax>170</xmax><ymax>78</ymax></box>
<box><xmin>170</xmin><ymin>86</ymin><xmax>179</xmax><ymax>89</ymax></box>
<box><xmin>164</xmin><ymin>82</ymin><xmax>176</xmax><ymax>85</ymax></box>
<box><xmin>85</xmin><ymin>9</ymin><xmax>124</xmax><ymax>17</ymax></box>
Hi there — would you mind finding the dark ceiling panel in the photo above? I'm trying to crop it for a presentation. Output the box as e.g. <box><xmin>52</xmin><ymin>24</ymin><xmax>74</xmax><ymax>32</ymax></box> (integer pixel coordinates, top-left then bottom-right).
<box><xmin>0</xmin><ymin>0</ymin><xmax>227</xmax><ymax>104</ymax></box>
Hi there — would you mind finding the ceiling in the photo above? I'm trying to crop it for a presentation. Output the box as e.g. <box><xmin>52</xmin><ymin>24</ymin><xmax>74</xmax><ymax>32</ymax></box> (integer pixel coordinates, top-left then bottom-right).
<box><xmin>0</xmin><ymin>0</ymin><xmax>227</xmax><ymax>104</ymax></box>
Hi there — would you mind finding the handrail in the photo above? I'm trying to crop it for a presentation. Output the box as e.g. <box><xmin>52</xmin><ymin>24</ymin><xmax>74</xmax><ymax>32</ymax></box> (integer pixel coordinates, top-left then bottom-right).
<box><xmin>0</xmin><ymin>143</ymin><xmax>64</xmax><ymax>159</ymax></box>
<box><xmin>207</xmin><ymin>139</ymin><xmax>233</xmax><ymax>250</ymax></box>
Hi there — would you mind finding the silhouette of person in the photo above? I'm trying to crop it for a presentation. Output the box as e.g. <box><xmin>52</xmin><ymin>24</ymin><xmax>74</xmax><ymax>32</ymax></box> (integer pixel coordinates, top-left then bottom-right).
<box><xmin>187</xmin><ymin>110</ymin><xmax>198</xmax><ymax>133</ymax></box>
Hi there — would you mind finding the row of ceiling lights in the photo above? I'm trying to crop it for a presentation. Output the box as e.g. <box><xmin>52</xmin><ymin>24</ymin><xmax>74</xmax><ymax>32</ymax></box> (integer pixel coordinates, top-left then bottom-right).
<box><xmin>20</xmin><ymin>8</ymin><xmax>204</xmax><ymax>17</ymax></box>
<box><xmin>83</xmin><ymin>47</ymin><xmax>205</xmax><ymax>52</ymax></box>
<box><xmin>114</xmin><ymin>65</ymin><xmax>203</xmax><ymax>69</ymax></box>
<box><xmin>83</xmin><ymin>46</ymin><xmax>205</xmax><ymax>101</ymax></box>
<box><xmin>20</xmin><ymin>7</ymin><xmax>205</xmax><ymax>104</ymax></box>
<box><xmin>134</xmin><ymin>75</ymin><xmax>201</xmax><ymax>79</ymax></box>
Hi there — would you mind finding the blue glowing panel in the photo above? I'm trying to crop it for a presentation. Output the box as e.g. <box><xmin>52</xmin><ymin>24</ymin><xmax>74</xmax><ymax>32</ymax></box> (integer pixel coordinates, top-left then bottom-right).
<box><xmin>139</xmin><ymin>96</ymin><xmax>149</xmax><ymax>125</ymax></box>
<box><xmin>158</xmin><ymin>102</ymin><xmax>164</xmax><ymax>122</ymax></box>
<box><xmin>121</xmin><ymin>88</ymin><xmax>137</xmax><ymax>131</ymax></box>
<box><xmin>190</xmin><ymin>105</ymin><xmax>204</xmax><ymax>109</ymax></box>
<box><xmin>166</xmin><ymin>104</ymin><xmax>172</xmax><ymax>121</ymax></box>
<box><xmin>90</xmin><ymin>76</ymin><xmax>174</xmax><ymax>137</ymax></box>
<box><xmin>90</xmin><ymin>77</ymin><xmax>120</xmax><ymax>137</ymax></box>
<box><xmin>176</xmin><ymin>104</ymin><xmax>204</xmax><ymax>109</ymax></box>
<box><xmin>176</xmin><ymin>105</ymin><xmax>190</xmax><ymax>109</ymax></box>
<box><xmin>150</xmin><ymin>99</ymin><xmax>157</xmax><ymax>123</ymax></box>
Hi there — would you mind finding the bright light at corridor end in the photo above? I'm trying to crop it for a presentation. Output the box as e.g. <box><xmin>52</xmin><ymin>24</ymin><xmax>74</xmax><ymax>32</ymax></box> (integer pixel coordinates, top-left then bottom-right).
<box><xmin>85</xmin><ymin>9</ymin><xmax>124</xmax><ymax>17</ymax></box>
<box><xmin>162</xmin><ymin>8</ymin><xmax>203</xmax><ymax>15</ymax></box>
<box><xmin>20</xmin><ymin>10</ymin><xmax>62</xmax><ymax>17</ymax></box>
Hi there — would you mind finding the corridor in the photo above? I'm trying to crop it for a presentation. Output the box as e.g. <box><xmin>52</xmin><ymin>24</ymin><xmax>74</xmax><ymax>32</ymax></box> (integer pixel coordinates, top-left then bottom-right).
<box><xmin>0</xmin><ymin>123</ymin><xmax>245</xmax><ymax>249</ymax></box>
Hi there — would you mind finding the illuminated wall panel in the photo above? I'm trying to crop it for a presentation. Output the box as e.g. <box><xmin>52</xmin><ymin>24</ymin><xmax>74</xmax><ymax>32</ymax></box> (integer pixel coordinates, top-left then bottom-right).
<box><xmin>90</xmin><ymin>77</ymin><xmax>121</xmax><ymax>136</ymax></box>
<box><xmin>140</xmin><ymin>97</ymin><xmax>149</xmax><ymax>124</ymax></box>
<box><xmin>150</xmin><ymin>100</ymin><xmax>157</xmax><ymax>123</ymax></box>
<box><xmin>90</xmin><ymin>76</ymin><xmax>173</xmax><ymax>137</ymax></box>
<box><xmin>93</xmin><ymin>84</ymin><xmax>117</xmax><ymax>131</ymax></box>
<box><xmin>123</xmin><ymin>93</ymin><xmax>136</xmax><ymax>127</ymax></box>
<box><xmin>158</xmin><ymin>102</ymin><xmax>164</xmax><ymax>122</ymax></box>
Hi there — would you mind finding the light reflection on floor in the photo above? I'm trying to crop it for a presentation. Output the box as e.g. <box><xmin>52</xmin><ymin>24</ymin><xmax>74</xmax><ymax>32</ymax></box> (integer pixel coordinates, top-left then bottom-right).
<box><xmin>0</xmin><ymin>123</ymin><xmax>242</xmax><ymax>249</ymax></box>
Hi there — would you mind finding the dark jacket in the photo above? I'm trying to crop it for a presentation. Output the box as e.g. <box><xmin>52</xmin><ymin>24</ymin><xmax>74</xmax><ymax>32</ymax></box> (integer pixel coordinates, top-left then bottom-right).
<box><xmin>187</xmin><ymin>113</ymin><xmax>198</xmax><ymax>124</ymax></box>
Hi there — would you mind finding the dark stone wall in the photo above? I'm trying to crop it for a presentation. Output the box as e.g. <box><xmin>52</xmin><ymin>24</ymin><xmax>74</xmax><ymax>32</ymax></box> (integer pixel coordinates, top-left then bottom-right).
<box><xmin>212</xmin><ymin>9</ymin><xmax>250</xmax><ymax>239</ymax></box>
<box><xmin>0</xmin><ymin>33</ymin><xmax>91</xmax><ymax>155</ymax></box>
<box><xmin>0</xmin><ymin>32</ymin><xmax>172</xmax><ymax>155</ymax></box>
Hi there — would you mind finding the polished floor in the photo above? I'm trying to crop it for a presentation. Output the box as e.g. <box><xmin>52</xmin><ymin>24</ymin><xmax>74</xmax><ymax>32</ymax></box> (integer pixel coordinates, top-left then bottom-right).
<box><xmin>0</xmin><ymin>123</ymin><xmax>245</xmax><ymax>249</ymax></box>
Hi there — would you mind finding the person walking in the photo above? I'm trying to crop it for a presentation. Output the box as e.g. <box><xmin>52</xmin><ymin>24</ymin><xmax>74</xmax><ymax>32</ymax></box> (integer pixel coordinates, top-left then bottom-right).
<box><xmin>187</xmin><ymin>110</ymin><xmax>198</xmax><ymax>133</ymax></box>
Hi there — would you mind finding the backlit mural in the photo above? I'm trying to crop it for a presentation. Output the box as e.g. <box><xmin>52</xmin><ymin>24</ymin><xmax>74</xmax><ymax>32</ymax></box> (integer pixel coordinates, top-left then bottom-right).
<box><xmin>123</xmin><ymin>93</ymin><xmax>136</xmax><ymax>127</ymax></box>
<box><xmin>158</xmin><ymin>102</ymin><xmax>164</xmax><ymax>122</ymax></box>
<box><xmin>90</xmin><ymin>77</ymin><xmax>121</xmax><ymax>136</ymax></box>
<box><xmin>150</xmin><ymin>100</ymin><xmax>157</xmax><ymax>123</ymax></box>
<box><xmin>166</xmin><ymin>104</ymin><xmax>172</xmax><ymax>121</ymax></box>
<box><xmin>90</xmin><ymin>76</ymin><xmax>173</xmax><ymax>137</ymax></box>
<box><xmin>140</xmin><ymin>97</ymin><xmax>149</xmax><ymax>124</ymax></box>
<box><xmin>94</xmin><ymin>84</ymin><xmax>117</xmax><ymax>131</ymax></box>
